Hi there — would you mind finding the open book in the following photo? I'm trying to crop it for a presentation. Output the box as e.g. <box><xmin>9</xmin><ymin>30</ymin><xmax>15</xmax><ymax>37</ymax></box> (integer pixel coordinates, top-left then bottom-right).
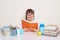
<box><xmin>22</xmin><ymin>20</ymin><xmax>38</xmax><ymax>32</ymax></box>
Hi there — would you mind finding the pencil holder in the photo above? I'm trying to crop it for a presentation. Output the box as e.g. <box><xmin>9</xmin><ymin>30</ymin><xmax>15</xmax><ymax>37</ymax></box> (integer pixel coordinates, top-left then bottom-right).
<box><xmin>10</xmin><ymin>30</ymin><xmax>17</xmax><ymax>36</ymax></box>
<box><xmin>10</xmin><ymin>27</ymin><xmax>17</xmax><ymax>36</ymax></box>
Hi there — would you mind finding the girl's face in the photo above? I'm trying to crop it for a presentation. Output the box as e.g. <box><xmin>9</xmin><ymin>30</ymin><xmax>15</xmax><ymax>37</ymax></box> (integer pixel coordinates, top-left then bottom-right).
<box><xmin>27</xmin><ymin>13</ymin><xmax>34</xmax><ymax>21</ymax></box>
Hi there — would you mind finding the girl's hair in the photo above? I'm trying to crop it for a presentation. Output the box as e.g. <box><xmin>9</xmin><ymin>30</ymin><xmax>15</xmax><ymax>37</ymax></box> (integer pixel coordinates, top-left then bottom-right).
<box><xmin>26</xmin><ymin>9</ymin><xmax>35</xmax><ymax>20</ymax></box>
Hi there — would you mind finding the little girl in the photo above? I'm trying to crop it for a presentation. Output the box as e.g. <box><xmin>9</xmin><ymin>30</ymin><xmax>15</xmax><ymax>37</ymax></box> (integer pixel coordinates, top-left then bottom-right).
<box><xmin>22</xmin><ymin>9</ymin><xmax>38</xmax><ymax>32</ymax></box>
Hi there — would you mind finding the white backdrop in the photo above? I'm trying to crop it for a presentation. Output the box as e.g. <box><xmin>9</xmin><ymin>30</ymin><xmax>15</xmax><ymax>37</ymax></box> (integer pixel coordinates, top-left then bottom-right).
<box><xmin>0</xmin><ymin>0</ymin><xmax>60</xmax><ymax>28</ymax></box>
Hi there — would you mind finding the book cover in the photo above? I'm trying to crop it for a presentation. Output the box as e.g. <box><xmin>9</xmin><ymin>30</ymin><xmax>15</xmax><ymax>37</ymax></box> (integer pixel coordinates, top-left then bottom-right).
<box><xmin>22</xmin><ymin>20</ymin><xmax>38</xmax><ymax>32</ymax></box>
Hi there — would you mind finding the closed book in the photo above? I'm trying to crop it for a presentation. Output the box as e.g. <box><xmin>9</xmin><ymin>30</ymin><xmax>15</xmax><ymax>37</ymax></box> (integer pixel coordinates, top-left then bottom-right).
<box><xmin>43</xmin><ymin>25</ymin><xmax>59</xmax><ymax>37</ymax></box>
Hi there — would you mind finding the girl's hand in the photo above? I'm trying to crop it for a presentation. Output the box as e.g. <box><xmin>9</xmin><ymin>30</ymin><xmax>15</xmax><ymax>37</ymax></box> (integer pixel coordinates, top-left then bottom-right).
<box><xmin>29</xmin><ymin>28</ymin><xmax>37</xmax><ymax>32</ymax></box>
<box><xmin>23</xmin><ymin>28</ymin><xmax>37</xmax><ymax>32</ymax></box>
<box><xmin>23</xmin><ymin>28</ymin><xmax>30</xmax><ymax>32</ymax></box>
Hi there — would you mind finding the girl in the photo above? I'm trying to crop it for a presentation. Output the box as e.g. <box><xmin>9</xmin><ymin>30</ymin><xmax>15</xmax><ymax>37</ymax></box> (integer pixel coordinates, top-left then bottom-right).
<box><xmin>22</xmin><ymin>9</ymin><xmax>38</xmax><ymax>32</ymax></box>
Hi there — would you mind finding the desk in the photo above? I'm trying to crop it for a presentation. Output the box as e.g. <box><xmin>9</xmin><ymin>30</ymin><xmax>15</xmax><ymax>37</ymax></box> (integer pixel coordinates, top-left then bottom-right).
<box><xmin>0</xmin><ymin>32</ymin><xmax>60</xmax><ymax>40</ymax></box>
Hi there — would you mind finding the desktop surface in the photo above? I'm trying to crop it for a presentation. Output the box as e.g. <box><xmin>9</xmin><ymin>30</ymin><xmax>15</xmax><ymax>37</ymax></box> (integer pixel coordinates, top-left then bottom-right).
<box><xmin>0</xmin><ymin>32</ymin><xmax>60</xmax><ymax>40</ymax></box>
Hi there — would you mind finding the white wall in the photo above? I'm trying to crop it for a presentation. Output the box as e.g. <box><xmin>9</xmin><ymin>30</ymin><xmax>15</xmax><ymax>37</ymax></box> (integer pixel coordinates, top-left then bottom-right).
<box><xmin>0</xmin><ymin>0</ymin><xmax>60</xmax><ymax>27</ymax></box>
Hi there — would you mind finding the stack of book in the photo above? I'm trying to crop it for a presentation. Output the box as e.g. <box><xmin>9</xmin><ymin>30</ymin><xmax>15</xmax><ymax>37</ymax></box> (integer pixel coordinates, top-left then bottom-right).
<box><xmin>1</xmin><ymin>26</ymin><xmax>10</xmax><ymax>36</ymax></box>
<box><xmin>43</xmin><ymin>25</ymin><xmax>59</xmax><ymax>37</ymax></box>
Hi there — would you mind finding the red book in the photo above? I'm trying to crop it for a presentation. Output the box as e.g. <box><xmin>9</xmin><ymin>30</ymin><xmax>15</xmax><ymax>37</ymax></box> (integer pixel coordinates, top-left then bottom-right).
<box><xmin>22</xmin><ymin>20</ymin><xmax>38</xmax><ymax>32</ymax></box>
